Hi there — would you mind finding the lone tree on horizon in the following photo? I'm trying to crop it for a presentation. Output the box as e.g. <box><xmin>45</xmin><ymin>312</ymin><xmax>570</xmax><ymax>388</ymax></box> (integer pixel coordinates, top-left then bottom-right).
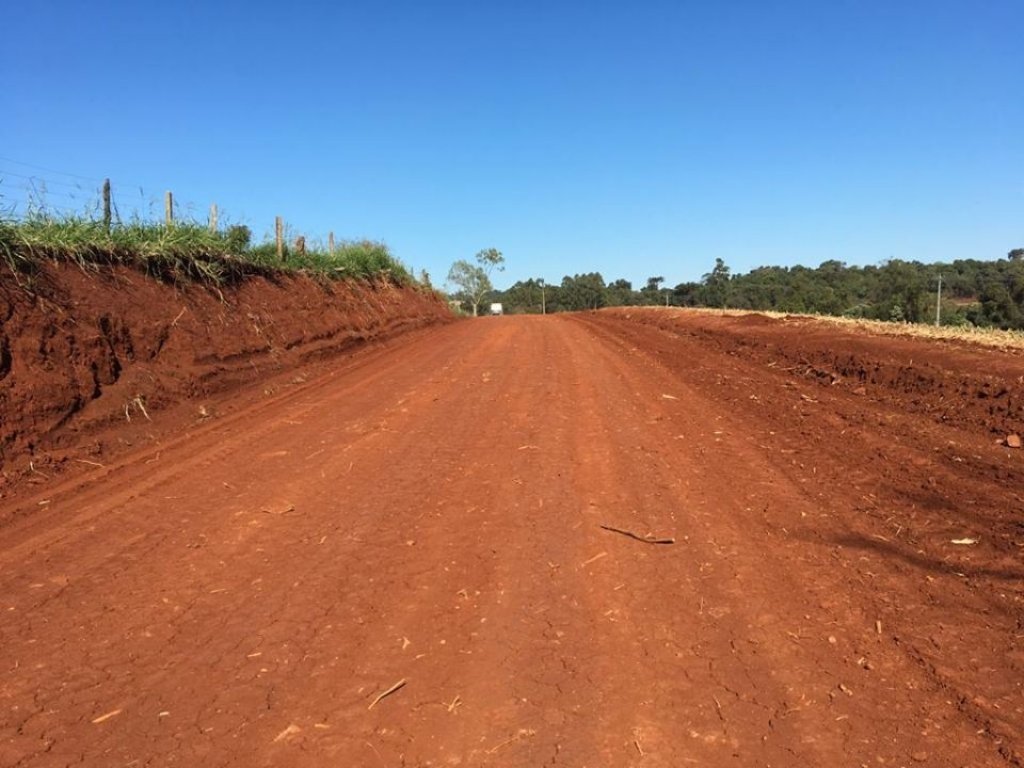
<box><xmin>447</xmin><ymin>248</ymin><xmax>506</xmax><ymax>316</ymax></box>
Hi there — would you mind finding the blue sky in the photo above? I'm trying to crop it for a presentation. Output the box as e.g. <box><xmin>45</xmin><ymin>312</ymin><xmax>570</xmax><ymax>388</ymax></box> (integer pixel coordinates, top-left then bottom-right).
<box><xmin>3</xmin><ymin>0</ymin><xmax>1021</xmax><ymax>288</ymax></box>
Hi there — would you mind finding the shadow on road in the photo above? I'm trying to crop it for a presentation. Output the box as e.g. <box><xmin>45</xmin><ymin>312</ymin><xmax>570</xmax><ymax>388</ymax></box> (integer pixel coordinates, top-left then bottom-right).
<box><xmin>829</xmin><ymin>531</ymin><xmax>1024</xmax><ymax>583</ymax></box>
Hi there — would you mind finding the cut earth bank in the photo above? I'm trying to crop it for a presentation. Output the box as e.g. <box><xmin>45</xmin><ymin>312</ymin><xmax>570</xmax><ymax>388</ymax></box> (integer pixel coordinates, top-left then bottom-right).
<box><xmin>0</xmin><ymin>261</ymin><xmax>451</xmax><ymax>508</ymax></box>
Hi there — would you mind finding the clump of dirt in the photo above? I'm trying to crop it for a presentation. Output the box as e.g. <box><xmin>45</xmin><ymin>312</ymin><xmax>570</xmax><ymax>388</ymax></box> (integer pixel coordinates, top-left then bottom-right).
<box><xmin>0</xmin><ymin>261</ymin><xmax>451</xmax><ymax>468</ymax></box>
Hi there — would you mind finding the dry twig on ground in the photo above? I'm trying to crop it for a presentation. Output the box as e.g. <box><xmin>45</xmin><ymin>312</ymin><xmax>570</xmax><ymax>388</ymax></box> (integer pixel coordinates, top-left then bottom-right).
<box><xmin>368</xmin><ymin>678</ymin><xmax>407</xmax><ymax>710</ymax></box>
<box><xmin>600</xmin><ymin>524</ymin><xmax>675</xmax><ymax>545</ymax></box>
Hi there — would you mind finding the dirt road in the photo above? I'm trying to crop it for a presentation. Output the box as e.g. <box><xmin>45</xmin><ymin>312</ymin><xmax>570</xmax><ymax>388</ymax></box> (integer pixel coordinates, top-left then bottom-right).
<box><xmin>2</xmin><ymin>312</ymin><xmax>1023</xmax><ymax>767</ymax></box>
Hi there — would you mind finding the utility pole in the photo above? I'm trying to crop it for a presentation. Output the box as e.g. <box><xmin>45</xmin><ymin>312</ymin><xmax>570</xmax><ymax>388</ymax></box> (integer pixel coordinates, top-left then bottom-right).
<box><xmin>935</xmin><ymin>274</ymin><xmax>943</xmax><ymax>327</ymax></box>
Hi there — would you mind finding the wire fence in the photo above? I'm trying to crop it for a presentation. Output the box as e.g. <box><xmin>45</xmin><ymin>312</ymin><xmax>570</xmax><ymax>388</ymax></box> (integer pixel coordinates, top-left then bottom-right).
<box><xmin>0</xmin><ymin>160</ymin><xmax>211</xmax><ymax>226</ymax></box>
<box><xmin>0</xmin><ymin>156</ymin><xmax>335</xmax><ymax>260</ymax></box>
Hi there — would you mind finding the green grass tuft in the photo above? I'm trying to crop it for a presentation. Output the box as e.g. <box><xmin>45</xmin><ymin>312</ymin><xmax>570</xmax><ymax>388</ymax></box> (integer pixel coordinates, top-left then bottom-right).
<box><xmin>0</xmin><ymin>209</ymin><xmax>413</xmax><ymax>287</ymax></box>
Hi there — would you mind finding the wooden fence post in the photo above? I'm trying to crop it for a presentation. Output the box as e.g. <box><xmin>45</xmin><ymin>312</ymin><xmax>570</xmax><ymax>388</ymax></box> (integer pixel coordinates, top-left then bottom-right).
<box><xmin>165</xmin><ymin>191</ymin><xmax>174</xmax><ymax>227</ymax></box>
<box><xmin>275</xmin><ymin>216</ymin><xmax>284</xmax><ymax>261</ymax></box>
<box><xmin>328</xmin><ymin>231</ymin><xmax>335</xmax><ymax>255</ymax></box>
<box><xmin>209</xmin><ymin>203</ymin><xmax>218</xmax><ymax>233</ymax></box>
<box><xmin>294</xmin><ymin>236</ymin><xmax>305</xmax><ymax>256</ymax></box>
<box><xmin>102</xmin><ymin>179</ymin><xmax>111</xmax><ymax>233</ymax></box>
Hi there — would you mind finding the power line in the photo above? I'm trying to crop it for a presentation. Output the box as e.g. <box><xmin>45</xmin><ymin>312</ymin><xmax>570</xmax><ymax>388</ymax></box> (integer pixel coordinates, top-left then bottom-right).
<box><xmin>2</xmin><ymin>200</ymin><xmax>90</xmax><ymax>217</ymax></box>
<box><xmin>0</xmin><ymin>158</ymin><xmax>153</xmax><ymax>195</ymax></box>
<box><xmin>0</xmin><ymin>184</ymin><xmax>99</xmax><ymax>204</ymax></box>
<box><xmin>0</xmin><ymin>162</ymin><xmax>218</xmax><ymax>216</ymax></box>
<box><xmin>0</xmin><ymin>169</ymin><xmax>99</xmax><ymax>190</ymax></box>
<box><xmin>1</xmin><ymin>199</ymin><xmax>97</xmax><ymax>215</ymax></box>
<box><xmin>1</xmin><ymin>182</ymin><xmax>206</xmax><ymax>218</ymax></box>
<box><xmin>0</xmin><ymin>193</ymin><xmax>83</xmax><ymax>210</ymax></box>
<box><xmin>0</xmin><ymin>156</ymin><xmax>104</xmax><ymax>183</ymax></box>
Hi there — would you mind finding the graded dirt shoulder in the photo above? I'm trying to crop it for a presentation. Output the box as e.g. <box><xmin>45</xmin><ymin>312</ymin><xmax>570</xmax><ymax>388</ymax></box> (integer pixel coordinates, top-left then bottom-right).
<box><xmin>0</xmin><ymin>312</ymin><xmax>1021</xmax><ymax>766</ymax></box>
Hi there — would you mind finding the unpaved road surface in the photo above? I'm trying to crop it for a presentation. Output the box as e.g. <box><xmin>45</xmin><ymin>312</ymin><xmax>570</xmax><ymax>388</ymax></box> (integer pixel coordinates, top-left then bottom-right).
<box><xmin>2</xmin><ymin>312</ymin><xmax>1023</xmax><ymax>767</ymax></box>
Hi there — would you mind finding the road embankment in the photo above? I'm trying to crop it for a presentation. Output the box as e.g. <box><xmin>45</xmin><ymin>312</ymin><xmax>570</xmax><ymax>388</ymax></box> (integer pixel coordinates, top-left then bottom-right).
<box><xmin>0</xmin><ymin>261</ymin><xmax>451</xmax><ymax>469</ymax></box>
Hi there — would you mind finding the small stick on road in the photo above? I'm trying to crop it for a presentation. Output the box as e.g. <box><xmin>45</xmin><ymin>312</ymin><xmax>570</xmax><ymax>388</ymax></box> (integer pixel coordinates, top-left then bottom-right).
<box><xmin>713</xmin><ymin>695</ymin><xmax>725</xmax><ymax>722</ymax></box>
<box><xmin>582</xmin><ymin>551</ymin><xmax>608</xmax><ymax>566</ymax></box>
<box><xmin>600</xmin><ymin>524</ymin><xmax>675</xmax><ymax>545</ymax></box>
<box><xmin>368</xmin><ymin>678</ymin><xmax>406</xmax><ymax>710</ymax></box>
<box><xmin>91</xmin><ymin>708</ymin><xmax>122</xmax><ymax>724</ymax></box>
<box><xmin>130</xmin><ymin>396</ymin><xmax>151</xmax><ymax>421</ymax></box>
<box><xmin>486</xmin><ymin>728</ymin><xmax>536</xmax><ymax>755</ymax></box>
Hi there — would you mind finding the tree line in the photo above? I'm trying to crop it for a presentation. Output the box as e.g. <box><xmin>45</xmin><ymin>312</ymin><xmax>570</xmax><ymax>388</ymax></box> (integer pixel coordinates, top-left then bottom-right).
<box><xmin>482</xmin><ymin>249</ymin><xmax>1024</xmax><ymax>329</ymax></box>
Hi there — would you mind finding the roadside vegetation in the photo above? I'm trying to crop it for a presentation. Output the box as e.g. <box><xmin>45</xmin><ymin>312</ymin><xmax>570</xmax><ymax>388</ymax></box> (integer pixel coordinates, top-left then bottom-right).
<box><xmin>446</xmin><ymin>248</ymin><xmax>505</xmax><ymax>316</ymax></box>
<box><xmin>491</xmin><ymin>250</ymin><xmax>1024</xmax><ymax>330</ymax></box>
<box><xmin>0</xmin><ymin>211</ymin><xmax>414</xmax><ymax>286</ymax></box>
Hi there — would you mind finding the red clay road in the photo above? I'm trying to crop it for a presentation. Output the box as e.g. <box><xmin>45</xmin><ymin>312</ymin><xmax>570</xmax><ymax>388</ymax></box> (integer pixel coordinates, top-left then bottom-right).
<box><xmin>2</xmin><ymin>312</ymin><xmax>1023</xmax><ymax>767</ymax></box>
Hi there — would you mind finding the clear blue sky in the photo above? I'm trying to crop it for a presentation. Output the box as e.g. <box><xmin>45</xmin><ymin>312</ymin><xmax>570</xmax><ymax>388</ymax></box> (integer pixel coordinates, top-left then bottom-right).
<box><xmin>3</xmin><ymin>0</ymin><xmax>1021</xmax><ymax>289</ymax></box>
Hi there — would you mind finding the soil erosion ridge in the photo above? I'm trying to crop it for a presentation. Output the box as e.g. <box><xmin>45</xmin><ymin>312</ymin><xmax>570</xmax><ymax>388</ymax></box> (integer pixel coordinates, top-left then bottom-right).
<box><xmin>0</xmin><ymin>261</ymin><xmax>451</xmax><ymax>475</ymax></box>
<box><xmin>0</xmin><ymin>310</ymin><xmax>1022</xmax><ymax>766</ymax></box>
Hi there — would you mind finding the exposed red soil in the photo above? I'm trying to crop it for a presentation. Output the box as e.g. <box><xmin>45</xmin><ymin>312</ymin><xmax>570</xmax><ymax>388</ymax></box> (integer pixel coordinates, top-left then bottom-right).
<box><xmin>607</xmin><ymin>308</ymin><xmax>1024</xmax><ymax>438</ymax></box>
<box><xmin>1</xmin><ymin>306</ymin><xmax>1022</xmax><ymax>766</ymax></box>
<box><xmin>0</xmin><ymin>261</ymin><xmax>451</xmax><ymax>483</ymax></box>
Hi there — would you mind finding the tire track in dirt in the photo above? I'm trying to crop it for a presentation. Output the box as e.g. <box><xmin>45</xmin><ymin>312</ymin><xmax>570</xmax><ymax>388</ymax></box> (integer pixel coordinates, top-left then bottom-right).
<box><xmin>543</xmin><ymin>318</ymin><xmax>984</xmax><ymax>766</ymax></box>
<box><xmin>574</xmin><ymin>310</ymin><xmax>1024</xmax><ymax>765</ymax></box>
<box><xmin>1</xmin><ymin>322</ymin><xmax>493</xmax><ymax>767</ymax></box>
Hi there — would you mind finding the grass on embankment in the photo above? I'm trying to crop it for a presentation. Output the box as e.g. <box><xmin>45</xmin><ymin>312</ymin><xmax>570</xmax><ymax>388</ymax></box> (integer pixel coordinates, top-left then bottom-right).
<box><xmin>0</xmin><ymin>214</ymin><xmax>413</xmax><ymax>286</ymax></box>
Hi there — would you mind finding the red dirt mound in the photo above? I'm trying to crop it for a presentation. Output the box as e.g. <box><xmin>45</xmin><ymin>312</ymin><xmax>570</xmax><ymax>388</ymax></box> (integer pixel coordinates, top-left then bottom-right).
<box><xmin>0</xmin><ymin>261</ymin><xmax>451</xmax><ymax>471</ymax></box>
<box><xmin>607</xmin><ymin>307</ymin><xmax>1024</xmax><ymax>438</ymax></box>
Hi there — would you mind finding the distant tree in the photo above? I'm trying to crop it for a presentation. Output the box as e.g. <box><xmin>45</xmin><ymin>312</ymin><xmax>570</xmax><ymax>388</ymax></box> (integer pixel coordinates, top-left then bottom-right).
<box><xmin>672</xmin><ymin>281</ymin><xmax>702</xmax><ymax>306</ymax></box>
<box><xmin>639</xmin><ymin>276</ymin><xmax>668</xmax><ymax>306</ymax></box>
<box><xmin>476</xmin><ymin>247</ymin><xmax>506</xmax><ymax>276</ymax></box>
<box><xmin>488</xmin><ymin>249</ymin><xmax>1024</xmax><ymax>328</ymax></box>
<box><xmin>446</xmin><ymin>248</ymin><xmax>506</xmax><ymax>317</ymax></box>
<box><xmin>979</xmin><ymin>278</ymin><xmax>1024</xmax><ymax>329</ymax></box>
<box><xmin>606</xmin><ymin>278</ymin><xmax>637</xmax><ymax>306</ymax></box>
<box><xmin>446</xmin><ymin>261</ymin><xmax>492</xmax><ymax>316</ymax></box>
<box><xmin>561</xmin><ymin>272</ymin><xmax>607</xmax><ymax>310</ymax></box>
<box><xmin>875</xmin><ymin>260</ymin><xmax>928</xmax><ymax>323</ymax></box>
<box><xmin>701</xmin><ymin>258</ymin><xmax>731</xmax><ymax>307</ymax></box>
<box><xmin>491</xmin><ymin>278</ymin><xmax>546</xmax><ymax>313</ymax></box>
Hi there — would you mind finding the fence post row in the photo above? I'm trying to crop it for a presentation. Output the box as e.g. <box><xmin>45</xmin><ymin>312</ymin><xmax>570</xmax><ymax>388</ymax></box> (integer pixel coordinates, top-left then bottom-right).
<box><xmin>84</xmin><ymin>182</ymin><xmax>315</xmax><ymax>262</ymax></box>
